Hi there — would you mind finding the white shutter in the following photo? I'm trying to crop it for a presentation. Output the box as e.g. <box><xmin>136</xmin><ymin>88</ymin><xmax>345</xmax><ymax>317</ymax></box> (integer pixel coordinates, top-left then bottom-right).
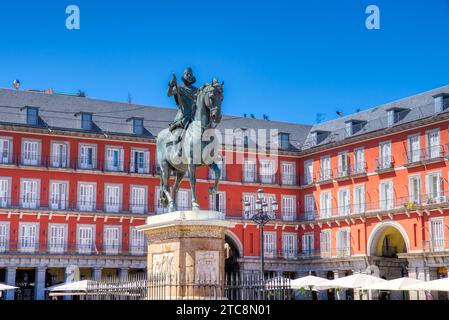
<box><xmin>120</xmin><ymin>149</ymin><xmax>124</xmax><ymax>171</ymax></box>
<box><xmin>20</xmin><ymin>223</ymin><xmax>37</xmax><ymax>252</ymax></box>
<box><xmin>0</xmin><ymin>139</ymin><xmax>11</xmax><ymax>164</ymax></box>
<box><xmin>130</xmin><ymin>227</ymin><xmax>145</xmax><ymax>255</ymax></box>
<box><xmin>0</xmin><ymin>223</ymin><xmax>9</xmax><ymax>252</ymax></box>
<box><xmin>131</xmin><ymin>186</ymin><xmax>146</xmax><ymax>214</ymax></box>
<box><xmin>209</xmin><ymin>192</ymin><xmax>225</xmax><ymax>212</ymax></box>
<box><xmin>0</xmin><ymin>179</ymin><xmax>9</xmax><ymax>208</ymax></box>
<box><xmin>79</xmin><ymin>184</ymin><xmax>95</xmax><ymax>211</ymax></box>
<box><xmin>104</xmin><ymin>227</ymin><xmax>120</xmax><ymax>254</ymax></box>
<box><xmin>428</xmin><ymin>131</ymin><xmax>440</xmax><ymax>158</ymax></box>
<box><xmin>106</xmin><ymin>185</ymin><xmax>120</xmax><ymax>212</ymax></box>
<box><xmin>49</xmin><ymin>225</ymin><xmax>66</xmax><ymax>253</ymax></box>
<box><xmin>410</xmin><ymin>135</ymin><xmax>420</xmax><ymax>162</ymax></box>
<box><xmin>430</xmin><ymin>219</ymin><xmax>444</xmax><ymax>249</ymax></box>
<box><xmin>264</xmin><ymin>232</ymin><xmax>276</xmax><ymax>256</ymax></box>
<box><xmin>130</xmin><ymin>151</ymin><xmax>135</xmax><ymax>173</ymax></box>
<box><xmin>78</xmin><ymin>226</ymin><xmax>93</xmax><ymax>253</ymax></box>
<box><xmin>302</xmin><ymin>233</ymin><xmax>314</xmax><ymax>256</ymax></box>
<box><xmin>244</xmin><ymin>159</ymin><xmax>256</xmax><ymax>182</ymax></box>
<box><xmin>282</xmin><ymin>196</ymin><xmax>295</xmax><ymax>221</ymax></box>
<box><xmin>320</xmin><ymin>231</ymin><xmax>331</xmax><ymax>257</ymax></box>
<box><xmin>144</xmin><ymin>151</ymin><xmax>150</xmax><ymax>174</ymax></box>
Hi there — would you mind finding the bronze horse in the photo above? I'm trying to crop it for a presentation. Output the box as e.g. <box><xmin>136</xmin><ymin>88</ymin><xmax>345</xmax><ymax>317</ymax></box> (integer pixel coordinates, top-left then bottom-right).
<box><xmin>156</xmin><ymin>81</ymin><xmax>224</xmax><ymax>212</ymax></box>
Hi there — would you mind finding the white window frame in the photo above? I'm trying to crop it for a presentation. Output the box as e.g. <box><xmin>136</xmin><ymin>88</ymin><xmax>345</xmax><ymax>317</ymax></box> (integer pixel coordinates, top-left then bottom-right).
<box><xmin>320</xmin><ymin>230</ymin><xmax>331</xmax><ymax>258</ymax></box>
<box><xmin>353</xmin><ymin>185</ymin><xmax>365</xmax><ymax>214</ymax></box>
<box><xmin>105</xmin><ymin>145</ymin><xmax>124</xmax><ymax>172</ymax></box>
<box><xmin>407</xmin><ymin>134</ymin><xmax>421</xmax><ymax>163</ymax></box>
<box><xmin>304</xmin><ymin>194</ymin><xmax>315</xmax><ymax>220</ymax></box>
<box><xmin>336</xmin><ymin>228</ymin><xmax>351</xmax><ymax>257</ymax></box>
<box><xmin>379</xmin><ymin>180</ymin><xmax>394</xmax><ymax>210</ymax></box>
<box><xmin>337</xmin><ymin>151</ymin><xmax>350</xmax><ymax>177</ymax></box>
<box><xmin>243</xmin><ymin>158</ymin><xmax>257</xmax><ymax>183</ymax></box>
<box><xmin>104</xmin><ymin>184</ymin><xmax>122</xmax><ymax>213</ymax></box>
<box><xmin>103</xmin><ymin>225</ymin><xmax>121</xmax><ymax>255</ymax></box>
<box><xmin>130</xmin><ymin>148</ymin><xmax>150</xmax><ymax>174</ymax></box>
<box><xmin>302</xmin><ymin>232</ymin><xmax>314</xmax><ymax>257</ymax></box>
<box><xmin>379</xmin><ymin>140</ymin><xmax>392</xmax><ymax>169</ymax></box>
<box><xmin>50</xmin><ymin>141</ymin><xmax>70</xmax><ymax>168</ymax></box>
<box><xmin>408</xmin><ymin>175</ymin><xmax>421</xmax><ymax>204</ymax></box>
<box><xmin>0</xmin><ymin>222</ymin><xmax>10</xmax><ymax>252</ymax></box>
<box><xmin>319</xmin><ymin>191</ymin><xmax>332</xmax><ymax>219</ymax></box>
<box><xmin>281</xmin><ymin>161</ymin><xmax>296</xmax><ymax>185</ymax></box>
<box><xmin>426</xmin><ymin>172</ymin><xmax>444</xmax><ymax>204</ymax></box>
<box><xmin>259</xmin><ymin>159</ymin><xmax>275</xmax><ymax>184</ymax></box>
<box><xmin>338</xmin><ymin>188</ymin><xmax>351</xmax><ymax>216</ymax></box>
<box><xmin>264</xmin><ymin>231</ymin><xmax>276</xmax><ymax>257</ymax></box>
<box><xmin>130</xmin><ymin>226</ymin><xmax>146</xmax><ymax>255</ymax></box>
<box><xmin>49</xmin><ymin>180</ymin><xmax>69</xmax><ymax>211</ymax></box>
<box><xmin>0</xmin><ymin>136</ymin><xmax>13</xmax><ymax>164</ymax></box>
<box><xmin>21</xmin><ymin>138</ymin><xmax>41</xmax><ymax>166</ymax></box>
<box><xmin>78</xmin><ymin>182</ymin><xmax>96</xmax><ymax>212</ymax></box>
<box><xmin>209</xmin><ymin>191</ymin><xmax>226</xmax><ymax>213</ymax></box>
<box><xmin>426</xmin><ymin>129</ymin><xmax>441</xmax><ymax>159</ymax></box>
<box><xmin>429</xmin><ymin>218</ymin><xmax>445</xmax><ymax>251</ymax></box>
<box><xmin>320</xmin><ymin>155</ymin><xmax>331</xmax><ymax>181</ymax></box>
<box><xmin>18</xmin><ymin>222</ymin><xmax>39</xmax><ymax>253</ymax></box>
<box><xmin>304</xmin><ymin>159</ymin><xmax>314</xmax><ymax>185</ymax></box>
<box><xmin>77</xmin><ymin>224</ymin><xmax>96</xmax><ymax>254</ymax></box>
<box><xmin>282</xmin><ymin>232</ymin><xmax>297</xmax><ymax>258</ymax></box>
<box><xmin>130</xmin><ymin>185</ymin><xmax>147</xmax><ymax>214</ymax></box>
<box><xmin>281</xmin><ymin>195</ymin><xmax>296</xmax><ymax>221</ymax></box>
<box><xmin>0</xmin><ymin>177</ymin><xmax>11</xmax><ymax>208</ymax></box>
<box><xmin>78</xmin><ymin>143</ymin><xmax>97</xmax><ymax>170</ymax></box>
<box><xmin>20</xmin><ymin>178</ymin><xmax>40</xmax><ymax>209</ymax></box>
<box><xmin>48</xmin><ymin>223</ymin><xmax>67</xmax><ymax>253</ymax></box>
<box><xmin>354</xmin><ymin>147</ymin><xmax>365</xmax><ymax>174</ymax></box>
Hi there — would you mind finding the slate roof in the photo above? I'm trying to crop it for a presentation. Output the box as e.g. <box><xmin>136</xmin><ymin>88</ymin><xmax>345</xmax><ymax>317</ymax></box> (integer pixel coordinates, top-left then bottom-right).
<box><xmin>0</xmin><ymin>88</ymin><xmax>312</xmax><ymax>151</ymax></box>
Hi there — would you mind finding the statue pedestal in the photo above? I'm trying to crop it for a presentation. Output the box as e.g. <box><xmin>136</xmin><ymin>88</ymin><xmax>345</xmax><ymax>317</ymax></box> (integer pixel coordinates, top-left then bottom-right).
<box><xmin>137</xmin><ymin>210</ymin><xmax>235</xmax><ymax>299</ymax></box>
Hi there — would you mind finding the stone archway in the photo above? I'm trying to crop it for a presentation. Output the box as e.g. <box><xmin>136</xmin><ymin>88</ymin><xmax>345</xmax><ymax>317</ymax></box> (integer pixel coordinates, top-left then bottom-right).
<box><xmin>367</xmin><ymin>221</ymin><xmax>410</xmax><ymax>257</ymax></box>
<box><xmin>224</xmin><ymin>231</ymin><xmax>243</xmax><ymax>274</ymax></box>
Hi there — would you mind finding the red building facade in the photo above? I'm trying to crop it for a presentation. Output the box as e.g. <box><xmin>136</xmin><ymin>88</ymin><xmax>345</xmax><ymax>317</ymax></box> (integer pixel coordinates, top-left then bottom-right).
<box><xmin>1</xmin><ymin>86</ymin><xmax>449</xmax><ymax>300</ymax></box>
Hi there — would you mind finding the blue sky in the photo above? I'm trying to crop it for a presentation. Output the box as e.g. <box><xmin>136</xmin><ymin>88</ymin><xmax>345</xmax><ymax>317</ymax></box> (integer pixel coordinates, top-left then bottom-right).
<box><xmin>0</xmin><ymin>0</ymin><xmax>448</xmax><ymax>124</ymax></box>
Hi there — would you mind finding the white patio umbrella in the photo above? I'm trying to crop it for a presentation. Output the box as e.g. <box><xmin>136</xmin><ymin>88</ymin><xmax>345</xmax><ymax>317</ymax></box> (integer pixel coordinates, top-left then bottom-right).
<box><xmin>362</xmin><ymin>277</ymin><xmax>424</xmax><ymax>291</ymax></box>
<box><xmin>317</xmin><ymin>273</ymin><xmax>387</xmax><ymax>289</ymax></box>
<box><xmin>290</xmin><ymin>275</ymin><xmax>331</xmax><ymax>289</ymax></box>
<box><xmin>0</xmin><ymin>284</ymin><xmax>18</xmax><ymax>291</ymax></box>
<box><xmin>404</xmin><ymin>277</ymin><xmax>449</xmax><ymax>292</ymax></box>
<box><xmin>46</xmin><ymin>280</ymin><xmax>92</xmax><ymax>293</ymax></box>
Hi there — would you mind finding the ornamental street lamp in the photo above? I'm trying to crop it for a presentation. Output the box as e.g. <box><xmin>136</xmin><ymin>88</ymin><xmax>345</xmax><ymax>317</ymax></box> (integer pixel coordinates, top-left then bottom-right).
<box><xmin>244</xmin><ymin>188</ymin><xmax>278</xmax><ymax>282</ymax></box>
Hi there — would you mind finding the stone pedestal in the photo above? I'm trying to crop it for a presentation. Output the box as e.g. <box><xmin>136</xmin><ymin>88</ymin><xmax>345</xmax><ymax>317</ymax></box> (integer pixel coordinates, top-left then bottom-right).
<box><xmin>137</xmin><ymin>210</ymin><xmax>235</xmax><ymax>299</ymax></box>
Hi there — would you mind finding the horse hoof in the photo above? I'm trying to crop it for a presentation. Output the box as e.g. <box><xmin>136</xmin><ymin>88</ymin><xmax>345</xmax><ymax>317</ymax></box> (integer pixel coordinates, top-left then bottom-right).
<box><xmin>168</xmin><ymin>202</ymin><xmax>177</xmax><ymax>212</ymax></box>
<box><xmin>192</xmin><ymin>203</ymin><xmax>200</xmax><ymax>211</ymax></box>
<box><xmin>208</xmin><ymin>187</ymin><xmax>217</xmax><ymax>195</ymax></box>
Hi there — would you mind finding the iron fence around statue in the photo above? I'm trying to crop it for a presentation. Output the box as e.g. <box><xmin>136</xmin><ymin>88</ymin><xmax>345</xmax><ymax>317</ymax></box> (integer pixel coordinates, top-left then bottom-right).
<box><xmin>85</xmin><ymin>273</ymin><xmax>292</xmax><ymax>300</ymax></box>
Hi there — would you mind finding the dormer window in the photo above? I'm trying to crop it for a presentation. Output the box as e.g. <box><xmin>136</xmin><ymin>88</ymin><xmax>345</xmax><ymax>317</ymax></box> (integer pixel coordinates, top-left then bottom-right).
<box><xmin>386</xmin><ymin>107</ymin><xmax>408</xmax><ymax>127</ymax></box>
<box><xmin>279</xmin><ymin>133</ymin><xmax>290</xmax><ymax>150</ymax></box>
<box><xmin>433</xmin><ymin>93</ymin><xmax>449</xmax><ymax>113</ymax></box>
<box><xmin>26</xmin><ymin>107</ymin><xmax>39</xmax><ymax>125</ymax></box>
<box><xmin>345</xmin><ymin>120</ymin><xmax>366</xmax><ymax>137</ymax></box>
<box><xmin>309</xmin><ymin>132</ymin><xmax>317</xmax><ymax>147</ymax></box>
<box><xmin>81</xmin><ymin>113</ymin><xmax>93</xmax><ymax>130</ymax></box>
<box><xmin>345</xmin><ymin>122</ymin><xmax>353</xmax><ymax>136</ymax></box>
<box><xmin>132</xmin><ymin>118</ymin><xmax>144</xmax><ymax>135</ymax></box>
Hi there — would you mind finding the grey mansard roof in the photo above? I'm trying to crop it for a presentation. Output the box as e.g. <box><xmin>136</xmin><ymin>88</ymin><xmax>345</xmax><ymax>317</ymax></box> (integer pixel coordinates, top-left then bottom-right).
<box><xmin>1</xmin><ymin>84</ymin><xmax>449</xmax><ymax>152</ymax></box>
<box><xmin>0</xmin><ymin>88</ymin><xmax>312</xmax><ymax>150</ymax></box>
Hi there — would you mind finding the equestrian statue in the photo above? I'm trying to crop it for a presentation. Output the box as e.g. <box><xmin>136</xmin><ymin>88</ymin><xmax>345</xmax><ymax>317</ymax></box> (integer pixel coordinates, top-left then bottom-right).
<box><xmin>156</xmin><ymin>67</ymin><xmax>224</xmax><ymax>212</ymax></box>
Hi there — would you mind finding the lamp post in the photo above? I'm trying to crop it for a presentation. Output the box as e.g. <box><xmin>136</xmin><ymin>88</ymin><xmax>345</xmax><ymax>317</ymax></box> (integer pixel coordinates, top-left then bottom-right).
<box><xmin>244</xmin><ymin>188</ymin><xmax>278</xmax><ymax>282</ymax></box>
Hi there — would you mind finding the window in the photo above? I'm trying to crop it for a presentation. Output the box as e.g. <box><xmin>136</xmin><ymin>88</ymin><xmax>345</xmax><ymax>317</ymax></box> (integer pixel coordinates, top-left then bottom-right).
<box><xmin>338</xmin><ymin>151</ymin><xmax>349</xmax><ymax>177</ymax></box>
<box><xmin>309</xmin><ymin>132</ymin><xmax>317</xmax><ymax>147</ymax></box>
<box><xmin>282</xmin><ymin>233</ymin><xmax>297</xmax><ymax>258</ymax></box>
<box><xmin>338</xmin><ymin>188</ymin><xmax>350</xmax><ymax>216</ymax></box>
<box><xmin>320</xmin><ymin>156</ymin><xmax>331</xmax><ymax>181</ymax></box>
<box><xmin>408</xmin><ymin>134</ymin><xmax>421</xmax><ymax>163</ymax></box>
<box><xmin>379</xmin><ymin>141</ymin><xmax>392</xmax><ymax>169</ymax></box>
<box><xmin>105</xmin><ymin>147</ymin><xmax>124</xmax><ymax>172</ymax></box>
<box><xmin>264</xmin><ymin>232</ymin><xmax>276</xmax><ymax>257</ymax></box>
<box><xmin>243</xmin><ymin>193</ymin><xmax>256</xmax><ymax>217</ymax></box>
<box><xmin>19</xmin><ymin>223</ymin><xmax>38</xmax><ymax>253</ymax></box>
<box><xmin>408</xmin><ymin>176</ymin><xmax>421</xmax><ymax>204</ymax></box>
<box><xmin>426</xmin><ymin>172</ymin><xmax>443</xmax><ymax>203</ymax></box>
<box><xmin>387</xmin><ymin>110</ymin><xmax>395</xmax><ymax>127</ymax></box>
<box><xmin>130</xmin><ymin>149</ymin><xmax>150</xmax><ymax>174</ymax></box>
<box><xmin>81</xmin><ymin>113</ymin><xmax>93</xmax><ymax>130</ymax></box>
<box><xmin>380</xmin><ymin>181</ymin><xmax>394</xmax><ymax>210</ymax></box>
<box><xmin>105</xmin><ymin>184</ymin><xmax>121</xmax><ymax>213</ymax></box>
<box><xmin>22</xmin><ymin>140</ymin><xmax>40</xmax><ymax>166</ymax></box>
<box><xmin>302</xmin><ymin>233</ymin><xmax>314</xmax><ymax>257</ymax></box>
<box><xmin>345</xmin><ymin>122</ymin><xmax>353</xmax><ymax>136</ymax></box>
<box><xmin>303</xmin><ymin>160</ymin><xmax>313</xmax><ymax>185</ymax></box>
<box><xmin>279</xmin><ymin>133</ymin><xmax>290</xmax><ymax>150</ymax></box>
<box><xmin>304</xmin><ymin>194</ymin><xmax>315</xmax><ymax>220</ymax></box>
<box><xmin>260</xmin><ymin>159</ymin><xmax>275</xmax><ymax>184</ymax></box>
<box><xmin>26</xmin><ymin>107</ymin><xmax>39</xmax><ymax>125</ymax></box>
<box><xmin>79</xmin><ymin>144</ymin><xmax>97</xmax><ymax>169</ymax></box>
<box><xmin>336</xmin><ymin>229</ymin><xmax>350</xmax><ymax>257</ymax></box>
<box><xmin>130</xmin><ymin>186</ymin><xmax>147</xmax><ymax>214</ymax></box>
<box><xmin>0</xmin><ymin>138</ymin><xmax>12</xmax><ymax>164</ymax></box>
<box><xmin>177</xmin><ymin>189</ymin><xmax>191</xmax><ymax>210</ymax></box>
<box><xmin>0</xmin><ymin>222</ymin><xmax>9</xmax><ymax>252</ymax></box>
<box><xmin>427</xmin><ymin>130</ymin><xmax>441</xmax><ymax>159</ymax></box>
<box><xmin>209</xmin><ymin>158</ymin><xmax>226</xmax><ymax>180</ymax></box>
<box><xmin>243</xmin><ymin>159</ymin><xmax>257</xmax><ymax>183</ymax></box>
<box><xmin>78</xmin><ymin>183</ymin><xmax>95</xmax><ymax>211</ymax></box>
<box><xmin>320</xmin><ymin>230</ymin><xmax>331</xmax><ymax>258</ymax></box>
<box><xmin>429</xmin><ymin>218</ymin><xmax>445</xmax><ymax>251</ymax></box>
<box><xmin>20</xmin><ymin>179</ymin><xmax>39</xmax><ymax>209</ymax></box>
<box><xmin>209</xmin><ymin>192</ymin><xmax>226</xmax><ymax>213</ymax></box>
<box><xmin>353</xmin><ymin>185</ymin><xmax>365</xmax><ymax>214</ymax></box>
<box><xmin>133</xmin><ymin>118</ymin><xmax>144</xmax><ymax>135</ymax></box>
<box><xmin>320</xmin><ymin>191</ymin><xmax>332</xmax><ymax>218</ymax></box>
<box><xmin>48</xmin><ymin>224</ymin><xmax>67</xmax><ymax>253</ymax></box>
<box><xmin>49</xmin><ymin>181</ymin><xmax>68</xmax><ymax>210</ymax></box>
<box><xmin>77</xmin><ymin>225</ymin><xmax>95</xmax><ymax>254</ymax></box>
<box><xmin>281</xmin><ymin>195</ymin><xmax>296</xmax><ymax>221</ymax></box>
<box><xmin>50</xmin><ymin>142</ymin><xmax>69</xmax><ymax>168</ymax></box>
<box><xmin>354</xmin><ymin>148</ymin><xmax>365</xmax><ymax>174</ymax></box>
<box><xmin>104</xmin><ymin>226</ymin><xmax>121</xmax><ymax>255</ymax></box>
<box><xmin>281</xmin><ymin>162</ymin><xmax>296</xmax><ymax>185</ymax></box>
<box><xmin>0</xmin><ymin>178</ymin><xmax>10</xmax><ymax>208</ymax></box>
<box><xmin>130</xmin><ymin>227</ymin><xmax>145</xmax><ymax>255</ymax></box>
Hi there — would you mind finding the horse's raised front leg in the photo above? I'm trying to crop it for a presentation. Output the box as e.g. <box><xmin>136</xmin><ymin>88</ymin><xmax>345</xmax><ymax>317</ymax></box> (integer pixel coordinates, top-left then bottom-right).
<box><xmin>188</xmin><ymin>164</ymin><xmax>200</xmax><ymax>210</ymax></box>
<box><xmin>208</xmin><ymin>162</ymin><xmax>220</xmax><ymax>195</ymax></box>
<box><xmin>171</xmin><ymin>170</ymin><xmax>185</xmax><ymax>212</ymax></box>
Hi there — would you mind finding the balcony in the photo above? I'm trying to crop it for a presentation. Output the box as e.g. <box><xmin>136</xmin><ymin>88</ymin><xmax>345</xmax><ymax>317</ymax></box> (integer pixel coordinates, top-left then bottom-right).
<box><xmin>300</xmin><ymin>175</ymin><xmax>315</xmax><ymax>187</ymax></box>
<box><xmin>334</xmin><ymin>163</ymin><xmax>367</xmax><ymax>182</ymax></box>
<box><xmin>280</xmin><ymin>174</ymin><xmax>297</xmax><ymax>186</ymax></box>
<box><xmin>0</xmin><ymin>241</ymin><xmax>147</xmax><ymax>256</ymax></box>
<box><xmin>316</xmin><ymin>169</ymin><xmax>333</xmax><ymax>185</ymax></box>
<box><xmin>422</xmin><ymin>240</ymin><xmax>449</xmax><ymax>253</ymax></box>
<box><xmin>0</xmin><ymin>197</ymin><xmax>149</xmax><ymax>215</ymax></box>
<box><xmin>375</xmin><ymin>156</ymin><xmax>395</xmax><ymax>174</ymax></box>
<box><xmin>404</xmin><ymin>145</ymin><xmax>448</xmax><ymax>168</ymax></box>
<box><xmin>262</xmin><ymin>247</ymin><xmax>353</xmax><ymax>261</ymax></box>
<box><xmin>240</xmin><ymin>173</ymin><xmax>278</xmax><ymax>185</ymax></box>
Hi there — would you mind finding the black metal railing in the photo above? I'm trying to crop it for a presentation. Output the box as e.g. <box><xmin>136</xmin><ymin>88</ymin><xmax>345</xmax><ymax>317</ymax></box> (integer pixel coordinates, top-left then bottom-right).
<box><xmin>317</xmin><ymin>169</ymin><xmax>333</xmax><ymax>183</ymax></box>
<box><xmin>376</xmin><ymin>156</ymin><xmax>395</xmax><ymax>171</ymax></box>
<box><xmin>404</xmin><ymin>145</ymin><xmax>448</xmax><ymax>165</ymax></box>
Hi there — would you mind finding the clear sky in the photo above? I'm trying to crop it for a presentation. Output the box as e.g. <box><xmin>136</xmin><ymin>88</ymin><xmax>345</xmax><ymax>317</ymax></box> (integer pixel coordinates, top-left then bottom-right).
<box><xmin>0</xmin><ymin>0</ymin><xmax>448</xmax><ymax>125</ymax></box>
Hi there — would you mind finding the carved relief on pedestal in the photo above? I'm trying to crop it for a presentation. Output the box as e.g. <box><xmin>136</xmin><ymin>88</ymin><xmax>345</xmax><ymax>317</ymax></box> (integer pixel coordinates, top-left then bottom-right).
<box><xmin>152</xmin><ymin>252</ymin><xmax>175</xmax><ymax>276</ymax></box>
<box><xmin>195</xmin><ymin>250</ymin><xmax>219</xmax><ymax>282</ymax></box>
